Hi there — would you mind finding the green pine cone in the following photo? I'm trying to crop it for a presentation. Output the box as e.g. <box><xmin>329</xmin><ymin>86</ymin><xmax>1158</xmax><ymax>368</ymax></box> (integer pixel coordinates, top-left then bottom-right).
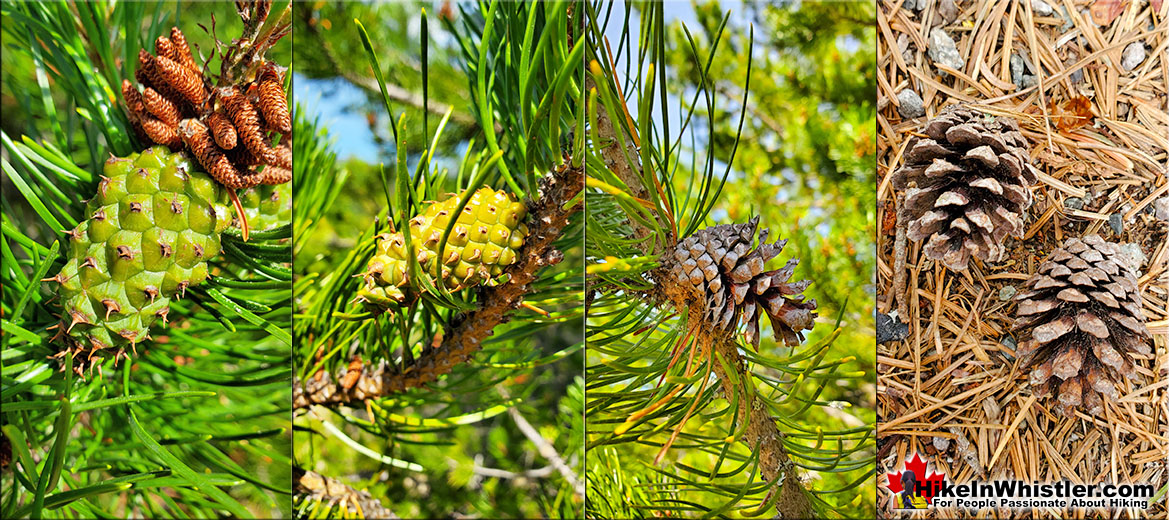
<box><xmin>50</xmin><ymin>146</ymin><xmax>231</xmax><ymax>374</ymax></box>
<box><xmin>358</xmin><ymin>187</ymin><xmax>529</xmax><ymax>309</ymax></box>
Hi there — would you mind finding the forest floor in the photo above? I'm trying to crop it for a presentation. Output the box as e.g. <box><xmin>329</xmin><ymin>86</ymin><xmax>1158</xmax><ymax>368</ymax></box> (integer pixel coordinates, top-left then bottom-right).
<box><xmin>875</xmin><ymin>0</ymin><xmax>1167</xmax><ymax>517</ymax></box>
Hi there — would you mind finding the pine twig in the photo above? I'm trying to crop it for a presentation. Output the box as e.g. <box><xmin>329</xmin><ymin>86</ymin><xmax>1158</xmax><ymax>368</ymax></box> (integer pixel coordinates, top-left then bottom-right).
<box><xmin>293</xmin><ymin>163</ymin><xmax>583</xmax><ymax>409</ymax></box>
<box><xmin>294</xmin><ymin>465</ymin><xmax>398</xmax><ymax>519</ymax></box>
<box><xmin>590</xmin><ymin>59</ymin><xmax>817</xmax><ymax>520</ymax></box>
<box><xmin>509</xmin><ymin>405</ymin><xmax>585</xmax><ymax>496</ymax></box>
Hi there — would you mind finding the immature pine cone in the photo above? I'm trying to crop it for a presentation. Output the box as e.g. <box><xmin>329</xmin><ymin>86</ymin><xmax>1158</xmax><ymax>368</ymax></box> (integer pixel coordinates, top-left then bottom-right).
<box><xmin>47</xmin><ymin>148</ymin><xmax>230</xmax><ymax>375</ymax></box>
<box><xmin>670</xmin><ymin>217</ymin><xmax>817</xmax><ymax>348</ymax></box>
<box><xmin>892</xmin><ymin>105</ymin><xmax>1039</xmax><ymax>270</ymax></box>
<box><xmin>122</xmin><ymin>28</ymin><xmax>291</xmax><ymax>190</ymax></box>
<box><xmin>358</xmin><ymin>188</ymin><xmax>529</xmax><ymax>309</ymax></box>
<box><xmin>1013</xmin><ymin>235</ymin><xmax>1151</xmax><ymax>415</ymax></box>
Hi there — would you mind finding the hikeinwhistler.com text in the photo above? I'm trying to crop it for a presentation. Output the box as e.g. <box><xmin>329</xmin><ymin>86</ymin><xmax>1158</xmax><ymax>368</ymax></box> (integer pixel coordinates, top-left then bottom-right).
<box><xmin>924</xmin><ymin>480</ymin><xmax>1154</xmax><ymax>510</ymax></box>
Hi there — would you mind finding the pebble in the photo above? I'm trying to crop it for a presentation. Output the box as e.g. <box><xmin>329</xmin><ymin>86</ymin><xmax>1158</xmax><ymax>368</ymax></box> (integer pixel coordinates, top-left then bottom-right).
<box><xmin>928</xmin><ymin>28</ymin><xmax>965</xmax><ymax>72</ymax></box>
<box><xmin>877</xmin><ymin>312</ymin><xmax>911</xmax><ymax>344</ymax></box>
<box><xmin>933</xmin><ymin>437</ymin><xmax>951</xmax><ymax>452</ymax></box>
<box><xmin>1155</xmin><ymin>197</ymin><xmax>1169</xmax><ymax>221</ymax></box>
<box><xmin>1122</xmin><ymin>42</ymin><xmax>1146</xmax><ymax>71</ymax></box>
<box><xmin>1120</xmin><ymin>243</ymin><xmax>1146</xmax><ymax>268</ymax></box>
<box><xmin>1064</xmin><ymin>197</ymin><xmax>1084</xmax><ymax>210</ymax></box>
<box><xmin>1010</xmin><ymin>54</ymin><xmax>1026</xmax><ymax>87</ymax></box>
<box><xmin>1000</xmin><ymin>336</ymin><xmax>1017</xmax><ymax>356</ymax></box>
<box><xmin>1109</xmin><ymin>213</ymin><xmax>1123</xmax><ymax>234</ymax></box>
<box><xmin>1031</xmin><ymin>0</ymin><xmax>1054</xmax><ymax>16</ymax></box>
<box><xmin>998</xmin><ymin>285</ymin><xmax>1017</xmax><ymax>301</ymax></box>
<box><xmin>939</xmin><ymin>0</ymin><xmax>959</xmax><ymax>23</ymax></box>
<box><xmin>896</xmin><ymin>89</ymin><xmax>925</xmax><ymax>119</ymax></box>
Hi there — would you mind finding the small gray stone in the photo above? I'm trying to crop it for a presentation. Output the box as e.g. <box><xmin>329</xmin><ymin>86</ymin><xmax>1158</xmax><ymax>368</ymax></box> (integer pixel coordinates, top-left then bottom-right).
<box><xmin>1119</xmin><ymin>243</ymin><xmax>1145</xmax><ymax>268</ymax></box>
<box><xmin>1031</xmin><ymin>0</ymin><xmax>1054</xmax><ymax>17</ymax></box>
<box><xmin>1064</xmin><ymin>197</ymin><xmax>1084</xmax><ymax>210</ymax></box>
<box><xmin>998</xmin><ymin>285</ymin><xmax>1017</xmax><ymax>301</ymax></box>
<box><xmin>933</xmin><ymin>437</ymin><xmax>951</xmax><ymax>452</ymax></box>
<box><xmin>1069</xmin><ymin>66</ymin><xmax>1084</xmax><ymax>84</ymax></box>
<box><xmin>939</xmin><ymin>0</ymin><xmax>959</xmax><ymax>23</ymax></box>
<box><xmin>1109</xmin><ymin>213</ymin><xmax>1123</xmax><ymax>234</ymax></box>
<box><xmin>1000</xmin><ymin>335</ymin><xmax>1017</xmax><ymax>354</ymax></box>
<box><xmin>897</xmin><ymin>89</ymin><xmax>925</xmax><ymax>119</ymax></box>
<box><xmin>1154</xmin><ymin>197</ymin><xmax>1169</xmax><ymax>221</ymax></box>
<box><xmin>1122</xmin><ymin>42</ymin><xmax>1146</xmax><ymax>71</ymax></box>
<box><xmin>928</xmin><ymin>29</ymin><xmax>965</xmax><ymax>72</ymax></box>
<box><xmin>1021</xmin><ymin>74</ymin><xmax>1038</xmax><ymax>88</ymax></box>
<box><xmin>1010</xmin><ymin>54</ymin><xmax>1026</xmax><ymax>87</ymax></box>
<box><xmin>877</xmin><ymin>312</ymin><xmax>911</xmax><ymax>344</ymax></box>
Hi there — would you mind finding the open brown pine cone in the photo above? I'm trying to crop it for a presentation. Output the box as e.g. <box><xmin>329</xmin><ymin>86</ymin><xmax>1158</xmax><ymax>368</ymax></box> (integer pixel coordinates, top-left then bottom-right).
<box><xmin>892</xmin><ymin>104</ymin><xmax>1039</xmax><ymax>271</ymax></box>
<box><xmin>1012</xmin><ymin>235</ymin><xmax>1151</xmax><ymax>415</ymax></box>
<box><xmin>669</xmin><ymin>216</ymin><xmax>817</xmax><ymax>349</ymax></box>
<box><xmin>122</xmin><ymin>26</ymin><xmax>291</xmax><ymax>190</ymax></box>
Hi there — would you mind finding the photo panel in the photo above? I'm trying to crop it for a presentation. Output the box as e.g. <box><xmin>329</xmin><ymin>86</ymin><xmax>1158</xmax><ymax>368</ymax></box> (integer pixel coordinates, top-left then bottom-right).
<box><xmin>877</xmin><ymin>0</ymin><xmax>1167</xmax><ymax>517</ymax></box>
<box><xmin>1</xmin><ymin>1</ymin><xmax>292</xmax><ymax>517</ymax></box>
<box><xmin>289</xmin><ymin>2</ymin><xmax>586</xmax><ymax>518</ymax></box>
<box><xmin>582</xmin><ymin>1</ymin><xmax>877</xmax><ymax>518</ymax></box>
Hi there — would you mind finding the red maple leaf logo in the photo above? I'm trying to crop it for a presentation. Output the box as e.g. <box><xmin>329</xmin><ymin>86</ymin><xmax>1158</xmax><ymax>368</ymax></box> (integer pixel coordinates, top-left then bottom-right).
<box><xmin>885</xmin><ymin>452</ymin><xmax>946</xmax><ymax>504</ymax></box>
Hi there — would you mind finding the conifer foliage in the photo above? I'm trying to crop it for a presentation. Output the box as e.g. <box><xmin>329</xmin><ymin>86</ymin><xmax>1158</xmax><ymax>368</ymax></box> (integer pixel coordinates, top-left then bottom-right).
<box><xmin>2</xmin><ymin>2</ymin><xmax>293</xmax><ymax>517</ymax></box>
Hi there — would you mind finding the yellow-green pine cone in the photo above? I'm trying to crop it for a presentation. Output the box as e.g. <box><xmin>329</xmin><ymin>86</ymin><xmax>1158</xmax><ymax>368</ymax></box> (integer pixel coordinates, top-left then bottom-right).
<box><xmin>50</xmin><ymin>146</ymin><xmax>231</xmax><ymax>374</ymax></box>
<box><xmin>358</xmin><ymin>187</ymin><xmax>528</xmax><ymax>309</ymax></box>
<box><xmin>231</xmin><ymin>182</ymin><xmax>292</xmax><ymax>231</ymax></box>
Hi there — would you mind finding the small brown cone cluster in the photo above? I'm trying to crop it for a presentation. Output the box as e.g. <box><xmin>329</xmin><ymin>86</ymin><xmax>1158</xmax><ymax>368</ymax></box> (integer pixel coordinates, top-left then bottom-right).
<box><xmin>1013</xmin><ymin>235</ymin><xmax>1151</xmax><ymax>415</ymax></box>
<box><xmin>892</xmin><ymin>104</ymin><xmax>1040</xmax><ymax>270</ymax></box>
<box><xmin>122</xmin><ymin>27</ymin><xmax>291</xmax><ymax>190</ymax></box>
<box><xmin>669</xmin><ymin>217</ymin><xmax>817</xmax><ymax>348</ymax></box>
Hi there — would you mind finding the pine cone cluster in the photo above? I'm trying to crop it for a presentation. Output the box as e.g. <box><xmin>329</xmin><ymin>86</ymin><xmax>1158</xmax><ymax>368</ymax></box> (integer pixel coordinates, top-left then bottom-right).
<box><xmin>1013</xmin><ymin>235</ymin><xmax>1151</xmax><ymax>415</ymax></box>
<box><xmin>892</xmin><ymin>105</ymin><xmax>1040</xmax><ymax>270</ymax></box>
<box><xmin>669</xmin><ymin>217</ymin><xmax>817</xmax><ymax>348</ymax></box>
<box><xmin>122</xmin><ymin>27</ymin><xmax>291</xmax><ymax>190</ymax></box>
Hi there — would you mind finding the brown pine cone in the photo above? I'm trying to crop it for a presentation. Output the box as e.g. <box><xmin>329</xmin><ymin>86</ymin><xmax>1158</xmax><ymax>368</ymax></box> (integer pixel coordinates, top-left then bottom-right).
<box><xmin>670</xmin><ymin>216</ymin><xmax>817</xmax><ymax>348</ymax></box>
<box><xmin>121</xmin><ymin>26</ymin><xmax>291</xmax><ymax>189</ymax></box>
<box><xmin>1013</xmin><ymin>235</ymin><xmax>1151</xmax><ymax>415</ymax></box>
<box><xmin>892</xmin><ymin>105</ymin><xmax>1039</xmax><ymax>270</ymax></box>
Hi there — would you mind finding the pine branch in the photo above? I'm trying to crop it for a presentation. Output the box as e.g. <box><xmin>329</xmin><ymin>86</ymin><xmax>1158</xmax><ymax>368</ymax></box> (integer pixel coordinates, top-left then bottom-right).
<box><xmin>583</xmin><ymin>69</ymin><xmax>665</xmax><ymax>254</ymax></box>
<box><xmin>591</xmin><ymin>80</ymin><xmax>817</xmax><ymax>520</ymax></box>
<box><xmin>294</xmin><ymin>465</ymin><xmax>398</xmax><ymax>519</ymax></box>
<box><xmin>509</xmin><ymin>401</ymin><xmax>585</xmax><ymax>496</ymax></box>
<box><xmin>293</xmin><ymin>163</ymin><xmax>583</xmax><ymax>409</ymax></box>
